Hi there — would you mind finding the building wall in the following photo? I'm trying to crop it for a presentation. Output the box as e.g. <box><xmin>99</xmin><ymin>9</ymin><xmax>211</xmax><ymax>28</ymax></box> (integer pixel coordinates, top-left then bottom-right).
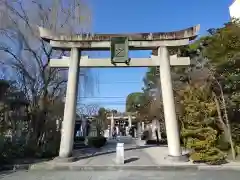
<box><xmin>229</xmin><ymin>0</ymin><xmax>240</xmax><ymax>19</ymax></box>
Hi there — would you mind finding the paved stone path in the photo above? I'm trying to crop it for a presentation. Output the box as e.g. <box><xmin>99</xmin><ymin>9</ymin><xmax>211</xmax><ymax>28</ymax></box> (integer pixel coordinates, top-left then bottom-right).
<box><xmin>42</xmin><ymin>137</ymin><xmax>157</xmax><ymax>167</ymax></box>
<box><xmin>1</xmin><ymin>170</ymin><xmax>240</xmax><ymax>180</ymax></box>
<box><xmin>73</xmin><ymin>148</ymin><xmax>157</xmax><ymax>166</ymax></box>
<box><xmin>72</xmin><ymin>136</ymin><xmax>139</xmax><ymax>158</ymax></box>
<box><xmin>29</xmin><ymin>136</ymin><xmax>240</xmax><ymax>170</ymax></box>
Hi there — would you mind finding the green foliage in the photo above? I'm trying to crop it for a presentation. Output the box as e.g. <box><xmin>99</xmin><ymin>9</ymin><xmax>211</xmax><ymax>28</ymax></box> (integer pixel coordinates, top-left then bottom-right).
<box><xmin>203</xmin><ymin>20</ymin><xmax>240</xmax><ymax>95</ymax></box>
<box><xmin>0</xmin><ymin>133</ymin><xmax>60</xmax><ymax>165</ymax></box>
<box><xmin>142</xmin><ymin>67</ymin><xmax>159</xmax><ymax>92</ymax></box>
<box><xmin>204</xmin><ymin>20</ymin><xmax>240</xmax><ymax>66</ymax></box>
<box><xmin>126</xmin><ymin>92</ymin><xmax>145</xmax><ymax>112</ymax></box>
<box><xmin>236</xmin><ymin>146</ymin><xmax>240</xmax><ymax>155</ymax></box>
<box><xmin>200</xmin><ymin>19</ymin><xmax>240</xmax><ymax>150</ymax></box>
<box><xmin>179</xmin><ymin>83</ymin><xmax>227</xmax><ymax>164</ymax></box>
<box><xmin>98</xmin><ymin>107</ymin><xmax>107</xmax><ymax>118</ymax></box>
<box><xmin>74</xmin><ymin>136</ymin><xmax>85</xmax><ymax>142</ymax></box>
<box><xmin>86</xmin><ymin>136</ymin><xmax>106</xmax><ymax>148</ymax></box>
<box><xmin>36</xmin><ymin>132</ymin><xmax>61</xmax><ymax>158</ymax></box>
<box><xmin>232</xmin><ymin>123</ymin><xmax>240</xmax><ymax>145</ymax></box>
<box><xmin>94</xmin><ymin>119</ymin><xmax>105</xmax><ymax>136</ymax></box>
<box><xmin>124</xmin><ymin>20</ymin><xmax>240</xmax><ymax>164</ymax></box>
<box><xmin>146</xmin><ymin>139</ymin><xmax>168</xmax><ymax>145</ymax></box>
<box><xmin>96</xmin><ymin>107</ymin><xmax>108</xmax><ymax>130</ymax></box>
<box><xmin>217</xmin><ymin>134</ymin><xmax>231</xmax><ymax>151</ymax></box>
<box><xmin>0</xmin><ymin>0</ymin><xmax>94</xmax><ymax>167</ymax></box>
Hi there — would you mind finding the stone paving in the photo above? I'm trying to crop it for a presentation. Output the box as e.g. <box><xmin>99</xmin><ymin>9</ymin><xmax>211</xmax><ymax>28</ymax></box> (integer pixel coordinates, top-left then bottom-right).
<box><xmin>72</xmin><ymin>136</ymin><xmax>139</xmax><ymax>158</ymax></box>
<box><xmin>1</xmin><ymin>170</ymin><xmax>240</xmax><ymax>180</ymax></box>
<box><xmin>28</xmin><ymin>137</ymin><xmax>240</xmax><ymax>171</ymax></box>
<box><xmin>2</xmin><ymin>136</ymin><xmax>240</xmax><ymax>179</ymax></box>
<box><xmin>3</xmin><ymin>136</ymin><xmax>240</xmax><ymax>171</ymax></box>
<box><xmin>72</xmin><ymin>148</ymin><xmax>157</xmax><ymax>166</ymax></box>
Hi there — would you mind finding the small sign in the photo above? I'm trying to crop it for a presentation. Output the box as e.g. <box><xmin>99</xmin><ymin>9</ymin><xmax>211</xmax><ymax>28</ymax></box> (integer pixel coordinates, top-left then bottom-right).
<box><xmin>110</xmin><ymin>37</ymin><xmax>129</xmax><ymax>64</ymax></box>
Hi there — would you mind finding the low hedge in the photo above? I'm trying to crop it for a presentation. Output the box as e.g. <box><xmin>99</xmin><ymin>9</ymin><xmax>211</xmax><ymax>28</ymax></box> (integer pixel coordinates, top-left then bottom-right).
<box><xmin>74</xmin><ymin>136</ymin><xmax>85</xmax><ymax>142</ymax></box>
<box><xmin>216</xmin><ymin>134</ymin><xmax>231</xmax><ymax>151</ymax></box>
<box><xmin>0</xmin><ymin>135</ymin><xmax>60</xmax><ymax>165</ymax></box>
<box><xmin>141</xmin><ymin>131</ymin><xmax>149</xmax><ymax>140</ymax></box>
<box><xmin>161</xmin><ymin>132</ymin><xmax>167</xmax><ymax>139</ymax></box>
<box><xmin>86</xmin><ymin>136</ymin><xmax>106</xmax><ymax>148</ymax></box>
<box><xmin>146</xmin><ymin>139</ymin><xmax>167</xmax><ymax>145</ymax></box>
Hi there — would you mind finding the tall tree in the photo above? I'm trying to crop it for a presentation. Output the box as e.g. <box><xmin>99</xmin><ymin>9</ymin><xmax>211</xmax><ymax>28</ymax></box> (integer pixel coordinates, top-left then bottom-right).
<box><xmin>0</xmin><ymin>0</ymin><xmax>94</xmax><ymax>145</ymax></box>
<box><xmin>202</xmin><ymin>19</ymin><xmax>240</xmax><ymax>111</ymax></box>
<box><xmin>126</xmin><ymin>92</ymin><xmax>145</xmax><ymax>113</ymax></box>
<box><xmin>199</xmin><ymin>19</ymin><xmax>240</xmax><ymax>159</ymax></box>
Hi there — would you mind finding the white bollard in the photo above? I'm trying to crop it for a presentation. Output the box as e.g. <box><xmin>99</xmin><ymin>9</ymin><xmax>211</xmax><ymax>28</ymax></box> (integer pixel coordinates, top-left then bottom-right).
<box><xmin>116</xmin><ymin>143</ymin><xmax>124</xmax><ymax>164</ymax></box>
<box><xmin>104</xmin><ymin>129</ymin><xmax>110</xmax><ymax>138</ymax></box>
<box><xmin>134</xmin><ymin>129</ymin><xmax>137</xmax><ymax>138</ymax></box>
<box><xmin>141</xmin><ymin>122</ymin><xmax>145</xmax><ymax>131</ymax></box>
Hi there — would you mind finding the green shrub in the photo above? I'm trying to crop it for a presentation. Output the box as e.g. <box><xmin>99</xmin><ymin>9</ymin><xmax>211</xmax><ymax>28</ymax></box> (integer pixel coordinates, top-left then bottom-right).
<box><xmin>0</xmin><ymin>137</ymin><xmax>12</xmax><ymax>165</ymax></box>
<box><xmin>190</xmin><ymin>149</ymin><xmax>227</xmax><ymax>165</ymax></box>
<box><xmin>217</xmin><ymin>134</ymin><xmax>230</xmax><ymax>151</ymax></box>
<box><xmin>36</xmin><ymin>133</ymin><xmax>61</xmax><ymax>158</ymax></box>
<box><xmin>0</xmin><ymin>132</ymin><xmax>61</xmax><ymax>166</ymax></box>
<box><xmin>179</xmin><ymin>84</ymin><xmax>227</xmax><ymax>165</ymax></box>
<box><xmin>35</xmin><ymin>141</ymin><xmax>59</xmax><ymax>158</ymax></box>
<box><xmin>0</xmin><ymin>137</ymin><xmax>25</xmax><ymax>164</ymax></box>
<box><xmin>146</xmin><ymin>139</ymin><xmax>167</xmax><ymax>145</ymax></box>
<box><xmin>236</xmin><ymin>146</ymin><xmax>240</xmax><ymax>155</ymax></box>
<box><xmin>141</xmin><ymin>130</ymin><xmax>149</xmax><ymax>140</ymax></box>
<box><xmin>74</xmin><ymin>136</ymin><xmax>85</xmax><ymax>142</ymax></box>
<box><xmin>161</xmin><ymin>132</ymin><xmax>167</xmax><ymax>139</ymax></box>
<box><xmin>86</xmin><ymin>136</ymin><xmax>106</xmax><ymax>148</ymax></box>
<box><xmin>24</xmin><ymin>143</ymin><xmax>38</xmax><ymax>157</ymax></box>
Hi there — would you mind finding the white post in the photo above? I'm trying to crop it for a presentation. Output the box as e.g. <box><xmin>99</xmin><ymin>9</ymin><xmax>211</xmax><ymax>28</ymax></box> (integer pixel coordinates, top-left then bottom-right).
<box><xmin>126</xmin><ymin>115</ymin><xmax>132</xmax><ymax>136</ymax></box>
<box><xmin>110</xmin><ymin>113</ymin><xmax>114</xmax><ymax>138</ymax></box>
<box><xmin>59</xmin><ymin>48</ymin><xmax>80</xmax><ymax>158</ymax></box>
<box><xmin>128</xmin><ymin>114</ymin><xmax>132</xmax><ymax>127</ymax></box>
<box><xmin>116</xmin><ymin>143</ymin><xmax>124</xmax><ymax>164</ymax></box>
<box><xmin>141</xmin><ymin>122</ymin><xmax>145</xmax><ymax>131</ymax></box>
<box><xmin>108</xmin><ymin>125</ymin><xmax>111</xmax><ymax>137</ymax></box>
<box><xmin>81</xmin><ymin>117</ymin><xmax>87</xmax><ymax>137</ymax></box>
<box><xmin>158</xmin><ymin>46</ymin><xmax>182</xmax><ymax>157</ymax></box>
<box><xmin>137</xmin><ymin>122</ymin><xmax>141</xmax><ymax>137</ymax></box>
<box><xmin>134</xmin><ymin>128</ymin><xmax>137</xmax><ymax>138</ymax></box>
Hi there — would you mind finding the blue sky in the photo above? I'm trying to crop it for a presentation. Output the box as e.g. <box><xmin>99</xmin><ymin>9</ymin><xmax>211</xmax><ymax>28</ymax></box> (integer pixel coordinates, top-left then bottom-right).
<box><xmin>80</xmin><ymin>0</ymin><xmax>233</xmax><ymax>112</ymax></box>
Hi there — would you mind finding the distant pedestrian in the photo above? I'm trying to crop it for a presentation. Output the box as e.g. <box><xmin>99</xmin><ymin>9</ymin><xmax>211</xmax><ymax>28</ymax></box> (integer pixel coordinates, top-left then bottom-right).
<box><xmin>112</xmin><ymin>127</ymin><xmax>117</xmax><ymax>139</ymax></box>
<box><xmin>129</xmin><ymin>126</ymin><xmax>136</xmax><ymax>137</ymax></box>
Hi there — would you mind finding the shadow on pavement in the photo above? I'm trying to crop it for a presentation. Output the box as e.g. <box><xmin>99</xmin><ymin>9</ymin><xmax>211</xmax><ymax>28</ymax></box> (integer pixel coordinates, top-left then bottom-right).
<box><xmin>73</xmin><ymin>144</ymin><xmax>166</xmax><ymax>161</ymax></box>
<box><xmin>0</xmin><ymin>170</ymin><xmax>15</xmax><ymax>176</ymax></box>
<box><xmin>124</xmin><ymin>157</ymin><xmax>139</xmax><ymax>164</ymax></box>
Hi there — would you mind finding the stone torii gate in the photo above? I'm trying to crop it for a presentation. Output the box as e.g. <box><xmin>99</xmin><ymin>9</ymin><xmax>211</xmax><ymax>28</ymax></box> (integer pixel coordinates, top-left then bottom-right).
<box><xmin>106</xmin><ymin>113</ymin><xmax>136</xmax><ymax>137</ymax></box>
<box><xmin>38</xmin><ymin>25</ymin><xmax>200</xmax><ymax>161</ymax></box>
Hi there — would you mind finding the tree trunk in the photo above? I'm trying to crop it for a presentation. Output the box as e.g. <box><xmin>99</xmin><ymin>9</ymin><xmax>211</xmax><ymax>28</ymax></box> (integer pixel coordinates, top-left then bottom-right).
<box><xmin>213</xmin><ymin>92</ymin><xmax>236</xmax><ymax>160</ymax></box>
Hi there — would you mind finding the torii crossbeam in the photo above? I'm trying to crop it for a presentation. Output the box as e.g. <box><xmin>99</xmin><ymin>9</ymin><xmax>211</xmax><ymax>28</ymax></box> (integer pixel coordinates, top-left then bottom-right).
<box><xmin>49</xmin><ymin>55</ymin><xmax>190</xmax><ymax>68</ymax></box>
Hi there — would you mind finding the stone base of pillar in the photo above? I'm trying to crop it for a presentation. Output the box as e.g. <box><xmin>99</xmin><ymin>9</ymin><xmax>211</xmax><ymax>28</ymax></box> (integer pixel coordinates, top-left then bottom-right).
<box><xmin>53</xmin><ymin>156</ymin><xmax>76</xmax><ymax>162</ymax></box>
<box><xmin>136</xmin><ymin>139</ymin><xmax>145</xmax><ymax>147</ymax></box>
<box><xmin>164</xmin><ymin>154</ymin><xmax>189</xmax><ymax>162</ymax></box>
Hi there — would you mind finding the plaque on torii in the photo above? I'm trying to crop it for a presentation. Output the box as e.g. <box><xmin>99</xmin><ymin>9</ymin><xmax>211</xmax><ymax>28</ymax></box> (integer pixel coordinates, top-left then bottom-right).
<box><xmin>110</xmin><ymin>37</ymin><xmax>130</xmax><ymax>65</ymax></box>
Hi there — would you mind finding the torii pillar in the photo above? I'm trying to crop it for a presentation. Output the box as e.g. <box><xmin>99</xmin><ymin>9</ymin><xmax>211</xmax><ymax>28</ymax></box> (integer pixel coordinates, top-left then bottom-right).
<box><xmin>128</xmin><ymin>114</ymin><xmax>132</xmax><ymax>128</ymax></box>
<box><xmin>158</xmin><ymin>47</ymin><xmax>186</xmax><ymax>161</ymax></box>
<box><xmin>59</xmin><ymin>48</ymin><xmax>80</xmax><ymax>158</ymax></box>
<box><xmin>110</xmin><ymin>113</ymin><xmax>115</xmax><ymax>138</ymax></box>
